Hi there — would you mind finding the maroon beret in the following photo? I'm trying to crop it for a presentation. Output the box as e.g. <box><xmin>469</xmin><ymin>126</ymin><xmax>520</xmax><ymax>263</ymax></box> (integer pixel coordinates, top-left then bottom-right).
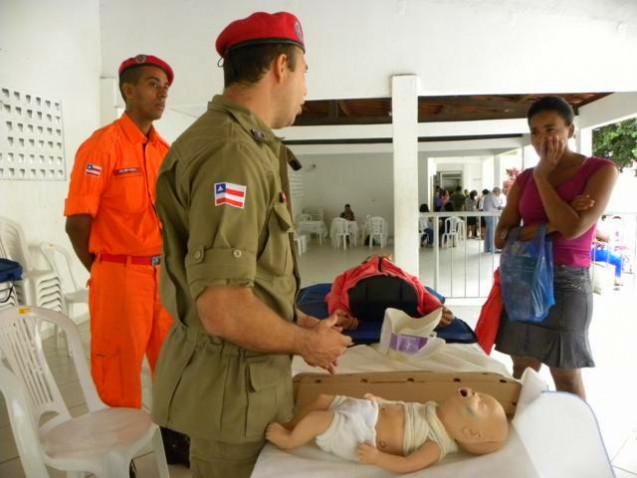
<box><xmin>118</xmin><ymin>54</ymin><xmax>174</xmax><ymax>85</ymax></box>
<box><xmin>215</xmin><ymin>12</ymin><xmax>304</xmax><ymax>58</ymax></box>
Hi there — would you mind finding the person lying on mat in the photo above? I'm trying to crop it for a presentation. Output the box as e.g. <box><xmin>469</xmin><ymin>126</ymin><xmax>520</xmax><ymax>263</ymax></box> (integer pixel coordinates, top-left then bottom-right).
<box><xmin>325</xmin><ymin>255</ymin><xmax>454</xmax><ymax>330</ymax></box>
<box><xmin>266</xmin><ymin>387</ymin><xmax>508</xmax><ymax>474</ymax></box>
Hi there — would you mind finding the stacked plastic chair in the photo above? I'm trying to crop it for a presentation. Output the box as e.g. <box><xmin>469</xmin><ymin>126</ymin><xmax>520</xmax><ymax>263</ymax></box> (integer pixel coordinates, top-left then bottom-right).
<box><xmin>0</xmin><ymin>217</ymin><xmax>64</xmax><ymax>313</ymax></box>
<box><xmin>40</xmin><ymin>242</ymin><xmax>88</xmax><ymax>320</ymax></box>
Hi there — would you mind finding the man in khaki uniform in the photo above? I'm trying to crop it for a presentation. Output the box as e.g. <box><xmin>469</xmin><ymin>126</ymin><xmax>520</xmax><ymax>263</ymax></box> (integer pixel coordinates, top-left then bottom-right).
<box><xmin>152</xmin><ymin>12</ymin><xmax>352</xmax><ymax>478</ymax></box>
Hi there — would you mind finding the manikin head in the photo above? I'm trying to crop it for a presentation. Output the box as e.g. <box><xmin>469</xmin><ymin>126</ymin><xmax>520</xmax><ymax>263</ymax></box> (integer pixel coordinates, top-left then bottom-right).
<box><xmin>437</xmin><ymin>387</ymin><xmax>509</xmax><ymax>455</ymax></box>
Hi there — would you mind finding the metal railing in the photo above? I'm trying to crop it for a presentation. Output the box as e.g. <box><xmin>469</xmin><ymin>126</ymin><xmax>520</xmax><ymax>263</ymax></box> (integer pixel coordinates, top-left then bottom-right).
<box><xmin>419</xmin><ymin>211</ymin><xmax>637</xmax><ymax>299</ymax></box>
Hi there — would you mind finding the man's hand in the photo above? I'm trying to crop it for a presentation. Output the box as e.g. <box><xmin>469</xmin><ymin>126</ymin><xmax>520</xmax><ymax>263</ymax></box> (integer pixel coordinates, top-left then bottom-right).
<box><xmin>333</xmin><ymin>309</ymin><xmax>359</xmax><ymax>330</ymax></box>
<box><xmin>299</xmin><ymin>314</ymin><xmax>352</xmax><ymax>374</ymax></box>
<box><xmin>438</xmin><ymin>307</ymin><xmax>454</xmax><ymax>328</ymax></box>
<box><xmin>296</xmin><ymin>311</ymin><xmax>322</xmax><ymax>330</ymax></box>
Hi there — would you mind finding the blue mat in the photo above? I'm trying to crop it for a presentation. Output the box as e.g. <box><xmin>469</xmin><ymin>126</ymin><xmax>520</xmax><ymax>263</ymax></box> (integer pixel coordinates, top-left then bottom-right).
<box><xmin>297</xmin><ymin>283</ymin><xmax>477</xmax><ymax>345</ymax></box>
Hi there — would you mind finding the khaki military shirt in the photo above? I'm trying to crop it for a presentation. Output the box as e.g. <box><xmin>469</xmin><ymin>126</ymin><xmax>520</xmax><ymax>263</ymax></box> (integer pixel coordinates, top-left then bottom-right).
<box><xmin>152</xmin><ymin>95</ymin><xmax>299</xmax><ymax>443</ymax></box>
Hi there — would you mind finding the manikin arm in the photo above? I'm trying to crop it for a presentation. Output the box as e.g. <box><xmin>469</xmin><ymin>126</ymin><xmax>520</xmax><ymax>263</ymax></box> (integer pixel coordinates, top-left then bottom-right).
<box><xmin>357</xmin><ymin>440</ymin><xmax>441</xmax><ymax>474</ymax></box>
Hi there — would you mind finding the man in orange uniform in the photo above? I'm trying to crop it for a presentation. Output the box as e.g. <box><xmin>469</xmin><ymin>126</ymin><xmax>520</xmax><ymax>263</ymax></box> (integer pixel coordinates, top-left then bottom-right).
<box><xmin>64</xmin><ymin>54</ymin><xmax>174</xmax><ymax>410</ymax></box>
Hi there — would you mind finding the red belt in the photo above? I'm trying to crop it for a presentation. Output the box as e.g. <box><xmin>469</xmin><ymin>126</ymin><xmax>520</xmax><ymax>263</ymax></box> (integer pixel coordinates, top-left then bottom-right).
<box><xmin>98</xmin><ymin>253</ymin><xmax>161</xmax><ymax>266</ymax></box>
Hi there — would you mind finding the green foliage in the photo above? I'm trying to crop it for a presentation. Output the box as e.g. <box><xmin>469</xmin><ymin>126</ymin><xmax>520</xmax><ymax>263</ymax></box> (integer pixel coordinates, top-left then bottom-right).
<box><xmin>593</xmin><ymin>118</ymin><xmax>637</xmax><ymax>170</ymax></box>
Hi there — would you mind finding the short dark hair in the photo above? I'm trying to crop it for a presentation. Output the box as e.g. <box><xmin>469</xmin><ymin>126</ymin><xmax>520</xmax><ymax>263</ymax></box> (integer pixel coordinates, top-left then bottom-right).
<box><xmin>119</xmin><ymin>66</ymin><xmax>146</xmax><ymax>102</ymax></box>
<box><xmin>419</xmin><ymin>203</ymin><xmax>429</xmax><ymax>213</ymax></box>
<box><xmin>470</xmin><ymin>190</ymin><xmax>478</xmax><ymax>199</ymax></box>
<box><xmin>527</xmin><ymin>96</ymin><xmax>575</xmax><ymax>126</ymax></box>
<box><xmin>223</xmin><ymin>43</ymin><xmax>299</xmax><ymax>87</ymax></box>
<box><xmin>345</xmin><ymin>204</ymin><xmax>351</xmax><ymax>208</ymax></box>
<box><xmin>482</xmin><ymin>189</ymin><xmax>490</xmax><ymax>195</ymax></box>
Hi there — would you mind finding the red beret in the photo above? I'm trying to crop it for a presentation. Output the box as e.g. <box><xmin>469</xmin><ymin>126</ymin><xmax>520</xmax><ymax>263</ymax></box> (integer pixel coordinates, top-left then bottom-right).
<box><xmin>118</xmin><ymin>54</ymin><xmax>174</xmax><ymax>85</ymax></box>
<box><xmin>215</xmin><ymin>12</ymin><xmax>305</xmax><ymax>58</ymax></box>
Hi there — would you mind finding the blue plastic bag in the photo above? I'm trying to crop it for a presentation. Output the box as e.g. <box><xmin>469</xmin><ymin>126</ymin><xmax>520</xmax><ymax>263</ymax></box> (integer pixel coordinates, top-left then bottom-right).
<box><xmin>500</xmin><ymin>225</ymin><xmax>555</xmax><ymax>323</ymax></box>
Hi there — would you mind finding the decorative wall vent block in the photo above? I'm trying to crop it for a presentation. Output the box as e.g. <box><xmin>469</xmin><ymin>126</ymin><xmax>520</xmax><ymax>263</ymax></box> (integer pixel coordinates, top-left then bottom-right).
<box><xmin>0</xmin><ymin>87</ymin><xmax>66</xmax><ymax>181</ymax></box>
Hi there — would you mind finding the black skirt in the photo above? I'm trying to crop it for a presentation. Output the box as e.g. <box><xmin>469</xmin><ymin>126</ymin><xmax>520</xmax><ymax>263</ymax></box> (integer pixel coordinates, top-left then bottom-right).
<box><xmin>495</xmin><ymin>266</ymin><xmax>594</xmax><ymax>368</ymax></box>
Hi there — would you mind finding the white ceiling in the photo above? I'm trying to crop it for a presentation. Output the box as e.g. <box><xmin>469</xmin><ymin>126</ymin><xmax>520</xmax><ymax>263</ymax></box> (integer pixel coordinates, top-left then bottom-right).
<box><xmin>100</xmin><ymin>0</ymin><xmax>637</xmax><ymax>115</ymax></box>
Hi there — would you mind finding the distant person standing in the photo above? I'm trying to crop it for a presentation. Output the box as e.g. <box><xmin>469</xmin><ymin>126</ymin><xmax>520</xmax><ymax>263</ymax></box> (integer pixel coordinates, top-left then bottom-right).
<box><xmin>433</xmin><ymin>187</ymin><xmax>443</xmax><ymax>211</ymax></box>
<box><xmin>450</xmin><ymin>186</ymin><xmax>466</xmax><ymax>211</ymax></box>
<box><xmin>465</xmin><ymin>190</ymin><xmax>479</xmax><ymax>238</ymax></box>
<box><xmin>478</xmin><ymin>188</ymin><xmax>490</xmax><ymax>238</ymax></box>
<box><xmin>440</xmin><ymin>189</ymin><xmax>450</xmax><ymax>210</ymax></box>
<box><xmin>483</xmin><ymin>187</ymin><xmax>504</xmax><ymax>253</ymax></box>
<box><xmin>419</xmin><ymin>203</ymin><xmax>434</xmax><ymax>246</ymax></box>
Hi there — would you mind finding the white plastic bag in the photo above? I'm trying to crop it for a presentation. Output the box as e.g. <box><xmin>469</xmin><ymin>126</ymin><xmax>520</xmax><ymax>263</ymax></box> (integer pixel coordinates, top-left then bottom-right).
<box><xmin>378</xmin><ymin>307</ymin><xmax>445</xmax><ymax>360</ymax></box>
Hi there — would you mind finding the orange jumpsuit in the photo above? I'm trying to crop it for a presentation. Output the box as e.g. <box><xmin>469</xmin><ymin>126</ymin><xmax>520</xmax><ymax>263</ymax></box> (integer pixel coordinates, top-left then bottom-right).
<box><xmin>64</xmin><ymin>113</ymin><xmax>173</xmax><ymax>408</ymax></box>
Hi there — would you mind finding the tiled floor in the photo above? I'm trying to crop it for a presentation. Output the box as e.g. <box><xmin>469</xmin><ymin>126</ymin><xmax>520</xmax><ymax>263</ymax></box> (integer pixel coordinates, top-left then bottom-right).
<box><xmin>1</xmin><ymin>241</ymin><xmax>636</xmax><ymax>477</ymax></box>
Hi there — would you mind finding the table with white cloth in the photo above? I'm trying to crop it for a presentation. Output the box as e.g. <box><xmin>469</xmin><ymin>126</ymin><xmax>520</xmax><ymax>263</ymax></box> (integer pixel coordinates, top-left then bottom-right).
<box><xmin>296</xmin><ymin>220</ymin><xmax>328</xmax><ymax>244</ymax></box>
<box><xmin>253</xmin><ymin>345</ymin><xmax>614</xmax><ymax>478</ymax></box>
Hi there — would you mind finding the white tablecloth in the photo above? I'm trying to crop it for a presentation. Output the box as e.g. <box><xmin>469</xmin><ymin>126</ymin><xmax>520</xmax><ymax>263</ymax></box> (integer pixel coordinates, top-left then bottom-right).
<box><xmin>297</xmin><ymin>220</ymin><xmax>328</xmax><ymax>239</ymax></box>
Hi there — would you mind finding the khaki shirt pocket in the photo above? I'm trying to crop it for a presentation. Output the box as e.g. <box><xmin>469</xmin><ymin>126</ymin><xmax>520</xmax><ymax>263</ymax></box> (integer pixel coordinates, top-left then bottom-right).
<box><xmin>151</xmin><ymin>325</ymin><xmax>198</xmax><ymax>429</ymax></box>
<box><xmin>244</xmin><ymin>356</ymin><xmax>294</xmax><ymax>441</ymax></box>
<box><xmin>258</xmin><ymin>202</ymin><xmax>294</xmax><ymax>277</ymax></box>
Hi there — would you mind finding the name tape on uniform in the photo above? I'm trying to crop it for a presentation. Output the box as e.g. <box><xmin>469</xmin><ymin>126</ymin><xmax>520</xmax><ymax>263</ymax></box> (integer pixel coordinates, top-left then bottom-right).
<box><xmin>214</xmin><ymin>182</ymin><xmax>247</xmax><ymax>209</ymax></box>
<box><xmin>115</xmin><ymin>167</ymin><xmax>140</xmax><ymax>176</ymax></box>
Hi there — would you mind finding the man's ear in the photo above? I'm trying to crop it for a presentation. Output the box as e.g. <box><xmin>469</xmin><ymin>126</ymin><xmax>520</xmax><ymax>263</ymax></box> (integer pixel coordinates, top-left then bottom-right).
<box><xmin>272</xmin><ymin>53</ymin><xmax>290</xmax><ymax>82</ymax></box>
<box><xmin>568</xmin><ymin>123</ymin><xmax>575</xmax><ymax>139</ymax></box>
<box><xmin>122</xmin><ymin>83</ymin><xmax>135</xmax><ymax>102</ymax></box>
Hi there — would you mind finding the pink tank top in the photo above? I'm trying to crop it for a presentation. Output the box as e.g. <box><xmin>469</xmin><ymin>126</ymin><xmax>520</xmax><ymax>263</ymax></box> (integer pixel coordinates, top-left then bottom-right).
<box><xmin>517</xmin><ymin>157</ymin><xmax>614</xmax><ymax>267</ymax></box>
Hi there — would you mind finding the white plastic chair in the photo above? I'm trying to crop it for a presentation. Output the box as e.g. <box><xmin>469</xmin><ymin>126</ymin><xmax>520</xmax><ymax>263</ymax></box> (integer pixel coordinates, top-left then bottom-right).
<box><xmin>441</xmin><ymin>217</ymin><xmax>464</xmax><ymax>248</ymax></box>
<box><xmin>346</xmin><ymin>221</ymin><xmax>359</xmax><ymax>247</ymax></box>
<box><xmin>330</xmin><ymin>218</ymin><xmax>351</xmax><ymax>250</ymax></box>
<box><xmin>367</xmin><ymin>216</ymin><xmax>387</xmax><ymax>249</ymax></box>
<box><xmin>0</xmin><ymin>217</ymin><xmax>59</xmax><ymax>311</ymax></box>
<box><xmin>418</xmin><ymin>215</ymin><xmax>432</xmax><ymax>246</ymax></box>
<box><xmin>302</xmin><ymin>207</ymin><xmax>324</xmax><ymax>222</ymax></box>
<box><xmin>295</xmin><ymin>213</ymin><xmax>312</xmax><ymax>223</ymax></box>
<box><xmin>0</xmin><ymin>306</ymin><xmax>169</xmax><ymax>478</ymax></box>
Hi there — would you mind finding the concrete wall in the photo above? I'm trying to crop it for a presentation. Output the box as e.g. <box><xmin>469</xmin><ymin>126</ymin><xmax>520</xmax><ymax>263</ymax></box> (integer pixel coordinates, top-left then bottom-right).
<box><xmin>0</xmin><ymin>0</ymin><xmax>101</xmax><ymax>281</ymax></box>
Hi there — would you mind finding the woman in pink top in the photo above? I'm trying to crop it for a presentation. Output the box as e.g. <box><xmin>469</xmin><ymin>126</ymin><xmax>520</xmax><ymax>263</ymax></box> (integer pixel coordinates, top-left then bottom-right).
<box><xmin>493</xmin><ymin>96</ymin><xmax>618</xmax><ymax>400</ymax></box>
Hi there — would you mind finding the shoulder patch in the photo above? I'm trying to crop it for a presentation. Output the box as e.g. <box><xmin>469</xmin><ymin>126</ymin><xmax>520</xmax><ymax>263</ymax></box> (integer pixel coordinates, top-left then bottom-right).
<box><xmin>214</xmin><ymin>182</ymin><xmax>247</xmax><ymax>209</ymax></box>
<box><xmin>85</xmin><ymin>163</ymin><xmax>102</xmax><ymax>176</ymax></box>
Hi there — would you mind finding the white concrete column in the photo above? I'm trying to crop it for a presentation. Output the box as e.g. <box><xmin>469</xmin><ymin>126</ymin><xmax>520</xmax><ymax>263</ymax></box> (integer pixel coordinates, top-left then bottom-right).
<box><xmin>420</xmin><ymin>156</ymin><xmax>436</xmax><ymax>208</ymax></box>
<box><xmin>494</xmin><ymin>154</ymin><xmax>502</xmax><ymax>190</ymax></box>
<box><xmin>427</xmin><ymin>157</ymin><xmax>437</xmax><ymax>207</ymax></box>
<box><xmin>576</xmin><ymin>127</ymin><xmax>593</xmax><ymax>157</ymax></box>
<box><xmin>482</xmin><ymin>156</ymin><xmax>495</xmax><ymax>190</ymax></box>
<box><xmin>392</xmin><ymin>75</ymin><xmax>419</xmax><ymax>277</ymax></box>
<box><xmin>522</xmin><ymin>144</ymin><xmax>539</xmax><ymax>169</ymax></box>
